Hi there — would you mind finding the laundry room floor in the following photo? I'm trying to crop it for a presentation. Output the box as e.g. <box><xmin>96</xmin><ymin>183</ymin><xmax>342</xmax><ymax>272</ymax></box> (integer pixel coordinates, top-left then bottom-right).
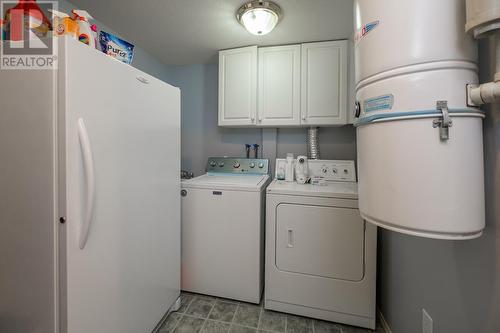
<box><xmin>159</xmin><ymin>292</ymin><xmax>384</xmax><ymax>333</ymax></box>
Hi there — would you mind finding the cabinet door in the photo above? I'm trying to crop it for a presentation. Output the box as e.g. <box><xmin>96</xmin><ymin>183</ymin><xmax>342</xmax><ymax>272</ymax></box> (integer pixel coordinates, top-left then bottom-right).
<box><xmin>218</xmin><ymin>46</ymin><xmax>257</xmax><ymax>126</ymax></box>
<box><xmin>345</xmin><ymin>39</ymin><xmax>356</xmax><ymax>125</ymax></box>
<box><xmin>301</xmin><ymin>41</ymin><xmax>348</xmax><ymax>126</ymax></box>
<box><xmin>258</xmin><ymin>45</ymin><xmax>301</xmax><ymax>126</ymax></box>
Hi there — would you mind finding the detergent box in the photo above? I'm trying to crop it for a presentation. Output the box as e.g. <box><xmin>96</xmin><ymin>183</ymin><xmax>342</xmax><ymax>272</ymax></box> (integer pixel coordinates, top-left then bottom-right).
<box><xmin>98</xmin><ymin>31</ymin><xmax>134</xmax><ymax>64</ymax></box>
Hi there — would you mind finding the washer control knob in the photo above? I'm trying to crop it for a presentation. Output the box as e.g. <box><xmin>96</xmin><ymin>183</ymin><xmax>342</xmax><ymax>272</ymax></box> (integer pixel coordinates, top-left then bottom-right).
<box><xmin>209</xmin><ymin>160</ymin><xmax>216</xmax><ymax>167</ymax></box>
<box><xmin>233</xmin><ymin>162</ymin><xmax>240</xmax><ymax>169</ymax></box>
<box><xmin>332</xmin><ymin>168</ymin><xmax>338</xmax><ymax>174</ymax></box>
<box><xmin>218</xmin><ymin>161</ymin><xmax>225</xmax><ymax>167</ymax></box>
<box><xmin>344</xmin><ymin>169</ymin><xmax>348</xmax><ymax>174</ymax></box>
<box><xmin>258</xmin><ymin>162</ymin><xmax>264</xmax><ymax>169</ymax></box>
<box><xmin>249</xmin><ymin>162</ymin><xmax>256</xmax><ymax>168</ymax></box>
<box><xmin>321</xmin><ymin>166</ymin><xmax>328</xmax><ymax>173</ymax></box>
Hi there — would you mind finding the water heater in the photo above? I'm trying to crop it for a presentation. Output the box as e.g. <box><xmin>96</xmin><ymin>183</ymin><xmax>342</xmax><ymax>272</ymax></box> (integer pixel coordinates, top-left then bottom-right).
<box><xmin>354</xmin><ymin>0</ymin><xmax>485</xmax><ymax>239</ymax></box>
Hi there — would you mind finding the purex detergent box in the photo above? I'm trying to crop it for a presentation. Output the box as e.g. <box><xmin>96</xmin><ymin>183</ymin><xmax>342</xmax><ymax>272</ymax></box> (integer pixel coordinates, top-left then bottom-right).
<box><xmin>99</xmin><ymin>31</ymin><xmax>134</xmax><ymax>64</ymax></box>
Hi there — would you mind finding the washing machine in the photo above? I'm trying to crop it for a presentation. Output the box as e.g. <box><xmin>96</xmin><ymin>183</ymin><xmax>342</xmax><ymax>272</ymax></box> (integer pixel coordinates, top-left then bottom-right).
<box><xmin>181</xmin><ymin>157</ymin><xmax>270</xmax><ymax>303</ymax></box>
<box><xmin>265</xmin><ymin>159</ymin><xmax>377</xmax><ymax>329</ymax></box>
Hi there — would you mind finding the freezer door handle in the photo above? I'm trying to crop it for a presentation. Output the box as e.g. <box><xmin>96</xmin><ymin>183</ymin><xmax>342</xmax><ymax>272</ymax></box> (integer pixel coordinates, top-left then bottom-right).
<box><xmin>77</xmin><ymin>118</ymin><xmax>96</xmax><ymax>250</ymax></box>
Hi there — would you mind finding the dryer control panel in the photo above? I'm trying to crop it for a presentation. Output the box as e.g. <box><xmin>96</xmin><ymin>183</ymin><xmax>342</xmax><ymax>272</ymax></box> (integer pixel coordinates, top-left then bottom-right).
<box><xmin>207</xmin><ymin>157</ymin><xmax>269</xmax><ymax>174</ymax></box>
<box><xmin>275</xmin><ymin>159</ymin><xmax>356</xmax><ymax>182</ymax></box>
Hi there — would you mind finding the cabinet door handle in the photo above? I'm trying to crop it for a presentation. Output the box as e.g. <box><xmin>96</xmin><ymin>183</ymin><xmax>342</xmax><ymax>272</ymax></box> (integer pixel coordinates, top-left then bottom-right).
<box><xmin>258</xmin><ymin>116</ymin><xmax>262</xmax><ymax>122</ymax></box>
<box><xmin>251</xmin><ymin>116</ymin><xmax>255</xmax><ymax>122</ymax></box>
<box><xmin>302</xmin><ymin>115</ymin><xmax>306</xmax><ymax>121</ymax></box>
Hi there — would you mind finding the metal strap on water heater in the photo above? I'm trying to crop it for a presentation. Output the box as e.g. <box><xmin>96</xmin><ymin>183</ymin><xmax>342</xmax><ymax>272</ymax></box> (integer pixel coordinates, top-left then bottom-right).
<box><xmin>433</xmin><ymin>100</ymin><xmax>452</xmax><ymax>141</ymax></box>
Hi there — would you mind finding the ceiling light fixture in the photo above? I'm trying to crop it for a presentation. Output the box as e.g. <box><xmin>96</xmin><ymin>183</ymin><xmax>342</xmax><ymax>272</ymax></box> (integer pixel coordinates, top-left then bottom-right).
<box><xmin>236</xmin><ymin>1</ymin><xmax>282</xmax><ymax>36</ymax></box>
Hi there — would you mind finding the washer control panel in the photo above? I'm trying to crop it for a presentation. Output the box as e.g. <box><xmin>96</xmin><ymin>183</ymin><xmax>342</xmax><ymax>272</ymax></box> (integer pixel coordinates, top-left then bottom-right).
<box><xmin>207</xmin><ymin>157</ymin><xmax>269</xmax><ymax>174</ymax></box>
<box><xmin>275</xmin><ymin>159</ymin><xmax>356</xmax><ymax>182</ymax></box>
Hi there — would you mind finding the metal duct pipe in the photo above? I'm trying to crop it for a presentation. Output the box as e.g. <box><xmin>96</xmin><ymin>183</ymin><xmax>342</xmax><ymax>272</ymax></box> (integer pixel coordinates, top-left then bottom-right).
<box><xmin>307</xmin><ymin>127</ymin><xmax>320</xmax><ymax>160</ymax></box>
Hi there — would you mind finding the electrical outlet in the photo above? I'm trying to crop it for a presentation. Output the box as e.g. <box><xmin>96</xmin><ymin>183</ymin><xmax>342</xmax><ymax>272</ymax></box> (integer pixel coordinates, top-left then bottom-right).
<box><xmin>422</xmin><ymin>309</ymin><xmax>433</xmax><ymax>333</ymax></box>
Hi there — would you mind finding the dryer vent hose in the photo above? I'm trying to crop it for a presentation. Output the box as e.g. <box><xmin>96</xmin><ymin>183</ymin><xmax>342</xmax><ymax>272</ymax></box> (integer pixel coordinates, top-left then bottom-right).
<box><xmin>307</xmin><ymin>127</ymin><xmax>320</xmax><ymax>160</ymax></box>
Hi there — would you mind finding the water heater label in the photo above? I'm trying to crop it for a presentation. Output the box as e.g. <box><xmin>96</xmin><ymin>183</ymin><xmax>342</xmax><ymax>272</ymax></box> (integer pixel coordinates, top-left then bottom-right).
<box><xmin>364</xmin><ymin>94</ymin><xmax>394</xmax><ymax>113</ymax></box>
<box><xmin>355</xmin><ymin>20</ymin><xmax>379</xmax><ymax>43</ymax></box>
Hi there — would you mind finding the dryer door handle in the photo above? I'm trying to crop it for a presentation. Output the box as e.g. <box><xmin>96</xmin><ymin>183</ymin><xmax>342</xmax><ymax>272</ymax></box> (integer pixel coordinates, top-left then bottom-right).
<box><xmin>287</xmin><ymin>228</ymin><xmax>294</xmax><ymax>248</ymax></box>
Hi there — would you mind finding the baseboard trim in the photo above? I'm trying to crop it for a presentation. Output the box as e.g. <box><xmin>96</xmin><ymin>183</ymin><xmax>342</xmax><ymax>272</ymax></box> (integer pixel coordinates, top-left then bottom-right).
<box><xmin>377</xmin><ymin>308</ymin><xmax>393</xmax><ymax>333</ymax></box>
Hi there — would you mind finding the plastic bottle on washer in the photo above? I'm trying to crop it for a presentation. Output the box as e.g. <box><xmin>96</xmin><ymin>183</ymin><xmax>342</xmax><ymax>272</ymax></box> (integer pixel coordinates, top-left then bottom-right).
<box><xmin>285</xmin><ymin>153</ymin><xmax>294</xmax><ymax>182</ymax></box>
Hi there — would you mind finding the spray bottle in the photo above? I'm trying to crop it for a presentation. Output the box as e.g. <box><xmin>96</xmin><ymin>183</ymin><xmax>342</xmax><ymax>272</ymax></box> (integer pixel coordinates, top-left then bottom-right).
<box><xmin>285</xmin><ymin>153</ymin><xmax>295</xmax><ymax>182</ymax></box>
<box><xmin>71</xmin><ymin>9</ymin><xmax>95</xmax><ymax>48</ymax></box>
<box><xmin>90</xmin><ymin>24</ymin><xmax>98</xmax><ymax>49</ymax></box>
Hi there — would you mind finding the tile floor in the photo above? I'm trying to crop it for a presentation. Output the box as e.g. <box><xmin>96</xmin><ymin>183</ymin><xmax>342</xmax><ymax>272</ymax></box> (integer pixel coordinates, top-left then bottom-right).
<box><xmin>159</xmin><ymin>292</ymin><xmax>385</xmax><ymax>333</ymax></box>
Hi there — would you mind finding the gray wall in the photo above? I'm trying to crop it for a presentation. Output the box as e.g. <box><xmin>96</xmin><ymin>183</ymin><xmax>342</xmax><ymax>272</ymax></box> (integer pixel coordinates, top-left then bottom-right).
<box><xmin>165</xmin><ymin>63</ymin><xmax>263</xmax><ymax>176</ymax></box>
<box><xmin>164</xmin><ymin>63</ymin><xmax>357</xmax><ymax>177</ymax></box>
<box><xmin>276</xmin><ymin>128</ymin><xmax>356</xmax><ymax>161</ymax></box>
<box><xmin>378</xmin><ymin>38</ymin><xmax>500</xmax><ymax>333</ymax></box>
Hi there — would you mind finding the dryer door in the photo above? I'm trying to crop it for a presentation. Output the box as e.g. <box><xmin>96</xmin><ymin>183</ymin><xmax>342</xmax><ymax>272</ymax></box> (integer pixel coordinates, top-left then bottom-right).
<box><xmin>276</xmin><ymin>203</ymin><xmax>364</xmax><ymax>281</ymax></box>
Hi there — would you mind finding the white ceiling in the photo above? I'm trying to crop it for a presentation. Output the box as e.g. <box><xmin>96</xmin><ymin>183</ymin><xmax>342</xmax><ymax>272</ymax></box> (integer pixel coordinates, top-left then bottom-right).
<box><xmin>70</xmin><ymin>0</ymin><xmax>354</xmax><ymax>65</ymax></box>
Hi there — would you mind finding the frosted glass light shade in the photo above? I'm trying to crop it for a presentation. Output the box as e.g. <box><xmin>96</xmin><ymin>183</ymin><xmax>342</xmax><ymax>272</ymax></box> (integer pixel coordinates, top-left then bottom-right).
<box><xmin>237</xmin><ymin>1</ymin><xmax>281</xmax><ymax>36</ymax></box>
<box><xmin>241</xmin><ymin>8</ymin><xmax>279</xmax><ymax>35</ymax></box>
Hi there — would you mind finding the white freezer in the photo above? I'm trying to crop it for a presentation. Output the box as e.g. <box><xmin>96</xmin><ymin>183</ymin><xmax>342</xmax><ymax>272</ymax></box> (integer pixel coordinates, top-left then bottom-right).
<box><xmin>0</xmin><ymin>38</ymin><xmax>181</xmax><ymax>333</ymax></box>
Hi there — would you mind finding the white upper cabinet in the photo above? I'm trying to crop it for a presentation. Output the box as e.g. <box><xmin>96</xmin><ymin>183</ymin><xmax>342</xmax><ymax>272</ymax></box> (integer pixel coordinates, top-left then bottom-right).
<box><xmin>301</xmin><ymin>40</ymin><xmax>348</xmax><ymax>126</ymax></box>
<box><xmin>346</xmin><ymin>40</ymin><xmax>356</xmax><ymax>125</ymax></box>
<box><xmin>217</xmin><ymin>41</ymin><xmax>348</xmax><ymax>127</ymax></box>
<box><xmin>218</xmin><ymin>46</ymin><xmax>257</xmax><ymax>126</ymax></box>
<box><xmin>258</xmin><ymin>45</ymin><xmax>301</xmax><ymax>126</ymax></box>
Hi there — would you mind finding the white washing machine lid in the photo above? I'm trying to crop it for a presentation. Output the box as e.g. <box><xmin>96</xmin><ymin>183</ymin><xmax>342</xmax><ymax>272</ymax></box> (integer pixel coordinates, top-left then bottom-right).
<box><xmin>266</xmin><ymin>179</ymin><xmax>358</xmax><ymax>199</ymax></box>
<box><xmin>182</xmin><ymin>173</ymin><xmax>270</xmax><ymax>192</ymax></box>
